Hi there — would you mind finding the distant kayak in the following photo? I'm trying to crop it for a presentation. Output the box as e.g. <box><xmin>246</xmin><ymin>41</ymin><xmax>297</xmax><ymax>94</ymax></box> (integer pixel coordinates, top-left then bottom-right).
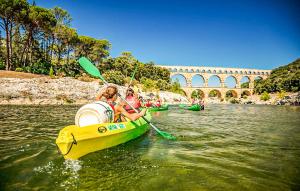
<box><xmin>147</xmin><ymin>104</ymin><xmax>169</xmax><ymax>112</ymax></box>
<box><xmin>179</xmin><ymin>104</ymin><xmax>202</xmax><ymax>111</ymax></box>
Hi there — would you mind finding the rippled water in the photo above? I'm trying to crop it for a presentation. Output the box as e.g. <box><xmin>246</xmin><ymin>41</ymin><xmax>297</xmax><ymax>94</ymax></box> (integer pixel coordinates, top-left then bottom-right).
<box><xmin>0</xmin><ymin>104</ymin><xmax>300</xmax><ymax>191</ymax></box>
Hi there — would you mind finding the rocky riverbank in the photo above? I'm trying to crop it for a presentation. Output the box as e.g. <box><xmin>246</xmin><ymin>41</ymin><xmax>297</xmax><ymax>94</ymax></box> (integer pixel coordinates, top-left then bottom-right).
<box><xmin>0</xmin><ymin>76</ymin><xmax>189</xmax><ymax>105</ymax></box>
<box><xmin>0</xmin><ymin>71</ymin><xmax>298</xmax><ymax>106</ymax></box>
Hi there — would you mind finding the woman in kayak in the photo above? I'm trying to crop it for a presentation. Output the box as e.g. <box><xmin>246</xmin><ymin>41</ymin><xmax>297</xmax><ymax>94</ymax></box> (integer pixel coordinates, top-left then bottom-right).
<box><xmin>96</xmin><ymin>86</ymin><xmax>146</xmax><ymax>122</ymax></box>
<box><xmin>124</xmin><ymin>88</ymin><xmax>142</xmax><ymax>113</ymax></box>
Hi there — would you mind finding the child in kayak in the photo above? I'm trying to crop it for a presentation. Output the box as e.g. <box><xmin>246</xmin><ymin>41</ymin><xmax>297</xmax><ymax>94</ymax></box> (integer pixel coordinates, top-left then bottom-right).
<box><xmin>124</xmin><ymin>88</ymin><xmax>142</xmax><ymax>113</ymax></box>
<box><xmin>96</xmin><ymin>86</ymin><xmax>146</xmax><ymax>122</ymax></box>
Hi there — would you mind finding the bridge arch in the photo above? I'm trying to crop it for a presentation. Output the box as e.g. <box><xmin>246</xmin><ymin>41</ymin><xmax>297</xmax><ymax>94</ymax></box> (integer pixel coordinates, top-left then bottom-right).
<box><xmin>208</xmin><ymin>75</ymin><xmax>222</xmax><ymax>87</ymax></box>
<box><xmin>191</xmin><ymin>89</ymin><xmax>205</xmax><ymax>99</ymax></box>
<box><xmin>226</xmin><ymin>90</ymin><xmax>238</xmax><ymax>98</ymax></box>
<box><xmin>241</xmin><ymin>90</ymin><xmax>251</xmax><ymax>98</ymax></box>
<box><xmin>208</xmin><ymin>89</ymin><xmax>222</xmax><ymax>98</ymax></box>
<box><xmin>171</xmin><ymin>74</ymin><xmax>187</xmax><ymax>87</ymax></box>
<box><xmin>191</xmin><ymin>74</ymin><xmax>205</xmax><ymax>87</ymax></box>
<box><xmin>240</xmin><ymin>76</ymin><xmax>250</xmax><ymax>88</ymax></box>
<box><xmin>225</xmin><ymin>76</ymin><xmax>238</xmax><ymax>88</ymax></box>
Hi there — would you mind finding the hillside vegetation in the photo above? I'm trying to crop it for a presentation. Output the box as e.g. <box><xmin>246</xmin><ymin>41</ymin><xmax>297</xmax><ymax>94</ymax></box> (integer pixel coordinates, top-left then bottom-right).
<box><xmin>254</xmin><ymin>59</ymin><xmax>300</xmax><ymax>94</ymax></box>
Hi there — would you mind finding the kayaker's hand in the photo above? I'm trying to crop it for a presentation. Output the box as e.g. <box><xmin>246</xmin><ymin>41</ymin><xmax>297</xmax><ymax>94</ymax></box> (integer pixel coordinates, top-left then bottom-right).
<box><xmin>140</xmin><ymin>109</ymin><xmax>147</xmax><ymax>117</ymax></box>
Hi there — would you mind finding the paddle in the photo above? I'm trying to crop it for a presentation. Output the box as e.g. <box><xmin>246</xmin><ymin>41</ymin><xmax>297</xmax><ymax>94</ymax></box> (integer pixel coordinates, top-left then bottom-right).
<box><xmin>78</xmin><ymin>57</ymin><xmax>176</xmax><ymax>140</ymax></box>
<box><xmin>128</xmin><ymin>63</ymin><xmax>138</xmax><ymax>88</ymax></box>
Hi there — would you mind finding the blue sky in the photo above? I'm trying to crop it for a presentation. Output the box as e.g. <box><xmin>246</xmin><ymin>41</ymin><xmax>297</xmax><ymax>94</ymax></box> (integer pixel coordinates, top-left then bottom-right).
<box><xmin>32</xmin><ymin>0</ymin><xmax>299</xmax><ymax>87</ymax></box>
<box><xmin>32</xmin><ymin>0</ymin><xmax>299</xmax><ymax>69</ymax></box>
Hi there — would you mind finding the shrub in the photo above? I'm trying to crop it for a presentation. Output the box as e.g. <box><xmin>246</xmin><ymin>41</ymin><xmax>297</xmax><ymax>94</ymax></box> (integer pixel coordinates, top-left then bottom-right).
<box><xmin>229</xmin><ymin>98</ymin><xmax>240</xmax><ymax>104</ymax></box>
<box><xmin>0</xmin><ymin>61</ymin><xmax>5</xmax><ymax>70</ymax></box>
<box><xmin>103</xmin><ymin>70</ymin><xmax>125</xmax><ymax>85</ymax></box>
<box><xmin>277</xmin><ymin>90</ymin><xmax>286</xmax><ymax>99</ymax></box>
<box><xmin>30</xmin><ymin>61</ymin><xmax>51</xmax><ymax>74</ymax></box>
<box><xmin>242</xmin><ymin>95</ymin><xmax>248</xmax><ymax>99</ymax></box>
<box><xmin>15</xmin><ymin>68</ymin><xmax>23</xmax><ymax>72</ymax></box>
<box><xmin>260</xmin><ymin>91</ymin><xmax>271</xmax><ymax>101</ymax></box>
<box><xmin>49</xmin><ymin>66</ymin><xmax>54</xmax><ymax>77</ymax></box>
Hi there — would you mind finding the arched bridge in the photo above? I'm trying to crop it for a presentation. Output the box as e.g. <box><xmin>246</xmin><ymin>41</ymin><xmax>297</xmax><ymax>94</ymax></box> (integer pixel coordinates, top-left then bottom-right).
<box><xmin>158</xmin><ymin>65</ymin><xmax>271</xmax><ymax>99</ymax></box>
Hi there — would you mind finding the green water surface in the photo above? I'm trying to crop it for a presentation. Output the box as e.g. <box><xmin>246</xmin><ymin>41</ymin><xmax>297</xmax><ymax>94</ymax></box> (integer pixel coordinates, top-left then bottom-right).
<box><xmin>0</xmin><ymin>104</ymin><xmax>300</xmax><ymax>191</ymax></box>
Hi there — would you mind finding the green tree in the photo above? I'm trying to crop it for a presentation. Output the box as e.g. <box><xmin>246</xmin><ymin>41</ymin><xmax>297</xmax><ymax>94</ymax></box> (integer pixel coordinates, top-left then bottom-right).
<box><xmin>0</xmin><ymin>0</ymin><xmax>29</xmax><ymax>70</ymax></box>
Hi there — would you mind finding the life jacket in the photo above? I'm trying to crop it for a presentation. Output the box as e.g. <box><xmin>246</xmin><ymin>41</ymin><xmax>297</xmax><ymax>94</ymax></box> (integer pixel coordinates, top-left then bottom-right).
<box><xmin>125</xmin><ymin>95</ymin><xmax>141</xmax><ymax>113</ymax></box>
<box><xmin>107</xmin><ymin>99</ymin><xmax>122</xmax><ymax>122</ymax></box>
<box><xmin>155</xmin><ymin>100</ymin><xmax>161</xmax><ymax>107</ymax></box>
<box><xmin>145</xmin><ymin>101</ymin><xmax>152</xmax><ymax>107</ymax></box>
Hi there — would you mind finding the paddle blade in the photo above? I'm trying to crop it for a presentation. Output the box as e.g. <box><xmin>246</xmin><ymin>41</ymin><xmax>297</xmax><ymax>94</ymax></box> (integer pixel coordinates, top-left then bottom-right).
<box><xmin>157</xmin><ymin>130</ymin><xmax>176</xmax><ymax>140</ymax></box>
<box><xmin>78</xmin><ymin>57</ymin><xmax>104</xmax><ymax>80</ymax></box>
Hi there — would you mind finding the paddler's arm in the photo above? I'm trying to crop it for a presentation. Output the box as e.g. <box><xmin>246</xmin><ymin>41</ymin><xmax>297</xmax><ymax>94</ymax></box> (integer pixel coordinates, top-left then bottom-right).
<box><xmin>95</xmin><ymin>88</ymin><xmax>106</xmax><ymax>101</ymax></box>
<box><xmin>117</xmin><ymin>106</ymin><xmax>147</xmax><ymax>121</ymax></box>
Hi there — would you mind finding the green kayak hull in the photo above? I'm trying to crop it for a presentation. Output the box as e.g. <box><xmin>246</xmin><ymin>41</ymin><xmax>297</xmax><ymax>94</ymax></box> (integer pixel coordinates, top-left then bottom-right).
<box><xmin>147</xmin><ymin>105</ymin><xmax>169</xmax><ymax>112</ymax></box>
<box><xmin>179</xmin><ymin>104</ymin><xmax>201</xmax><ymax>111</ymax></box>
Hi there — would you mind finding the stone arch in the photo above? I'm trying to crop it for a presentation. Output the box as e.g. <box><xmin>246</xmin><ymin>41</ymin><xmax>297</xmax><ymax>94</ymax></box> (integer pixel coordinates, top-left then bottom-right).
<box><xmin>213</xmin><ymin>70</ymin><xmax>217</xmax><ymax>74</ymax></box>
<box><xmin>257</xmin><ymin>72</ymin><xmax>260</xmax><ymax>75</ymax></box>
<box><xmin>240</xmin><ymin>76</ymin><xmax>250</xmax><ymax>88</ymax></box>
<box><xmin>240</xmin><ymin>71</ymin><xmax>243</xmax><ymax>74</ymax></box>
<box><xmin>201</xmin><ymin>69</ymin><xmax>205</xmax><ymax>73</ymax></box>
<box><xmin>262</xmin><ymin>72</ymin><xmax>265</xmax><ymax>75</ymax></box>
<box><xmin>196</xmin><ymin>69</ymin><xmax>200</xmax><ymax>72</ymax></box>
<box><xmin>241</xmin><ymin>90</ymin><xmax>251</xmax><ymax>96</ymax></box>
<box><xmin>171</xmin><ymin>74</ymin><xmax>187</xmax><ymax>87</ymax></box>
<box><xmin>235</xmin><ymin>71</ymin><xmax>238</xmax><ymax>74</ymax></box>
<box><xmin>185</xmin><ymin>69</ymin><xmax>188</xmax><ymax>72</ymax></box>
<box><xmin>254</xmin><ymin>76</ymin><xmax>263</xmax><ymax>81</ymax></box>
<box><xmin>191</xmin><ymin>69</ymin><xmax>195</xmax><ymax>73</ymax></box>
<box><xmin>224</xmin><ymin>70</ymin><xmax>228</xmax><ymax>74</ymax></box>
<box><xmin>218</xmin><ymin>70</ymin><xmax>222</xmax><ymax>74</ymax></box>
<box><xmin>208</xmin><ymin>89</ymin><xmax>222</xmax><ymax>98</ymax></box>
<box><xmin>191</xmin><ymin>74</ymin><xmax>205</xmax><ymax>87</ymax></box>
<box><xmin>225</xmin><ymin>90</ymin><xmax>238</xmax><ymax>98</ymax></box>
<box><xmin>179</xmin><ymin>69</ymin><xmax>183</xmax><ymax>72</ymax></box>
<box><xmin>208</xmin><ymin>75</ymin><xmax>222</xmax><ymax>87</ymax></box>
<box><xmin>244</xmin><ymin>71</ymin><xmax>247</xmax><ymax>74</ymax></box>
<box><xmin>207</xmin><ymin>69</ymin><xmax>212</xmax><ymax>73</ymax></box>
<box><xmin>191</xmin><ymin>89</ymin><xmax>205</xmax><ymax>99</ymax></box>
<box><xmin>241</xmin><ymin>90</ymin><xmax>251</xmax><ymax>98</ymax></box>
<box><xmin>224</xmin><ymin>75</ymin><xmax>238</xmax><ymax>88</ymax></box>
<box><xmin>173</xmin><ymin>68</ymin><xmax>177</xmax><ymax>72</ymax></box>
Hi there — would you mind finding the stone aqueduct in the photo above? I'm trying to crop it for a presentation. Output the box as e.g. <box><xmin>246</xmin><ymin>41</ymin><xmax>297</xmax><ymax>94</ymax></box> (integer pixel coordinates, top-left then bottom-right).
<box><xmin>158</xmin><ymin>65</ymin><xmax>272</xmax><ymax>99</ymax></box>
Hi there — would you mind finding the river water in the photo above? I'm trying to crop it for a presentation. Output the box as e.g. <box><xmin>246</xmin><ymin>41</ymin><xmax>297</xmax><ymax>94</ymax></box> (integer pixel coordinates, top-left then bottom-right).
<box><xmin>0</xmin><ymin>104</ymin><xmax>300</xmax><ymax>191</ymax></box>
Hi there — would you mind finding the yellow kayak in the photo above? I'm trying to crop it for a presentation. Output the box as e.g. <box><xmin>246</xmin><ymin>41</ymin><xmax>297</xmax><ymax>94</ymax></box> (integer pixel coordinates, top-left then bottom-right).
<box><xmin>56</xmin><ymin>112</ymin><xmax>151</xmax><ymax>160</ymax></box>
